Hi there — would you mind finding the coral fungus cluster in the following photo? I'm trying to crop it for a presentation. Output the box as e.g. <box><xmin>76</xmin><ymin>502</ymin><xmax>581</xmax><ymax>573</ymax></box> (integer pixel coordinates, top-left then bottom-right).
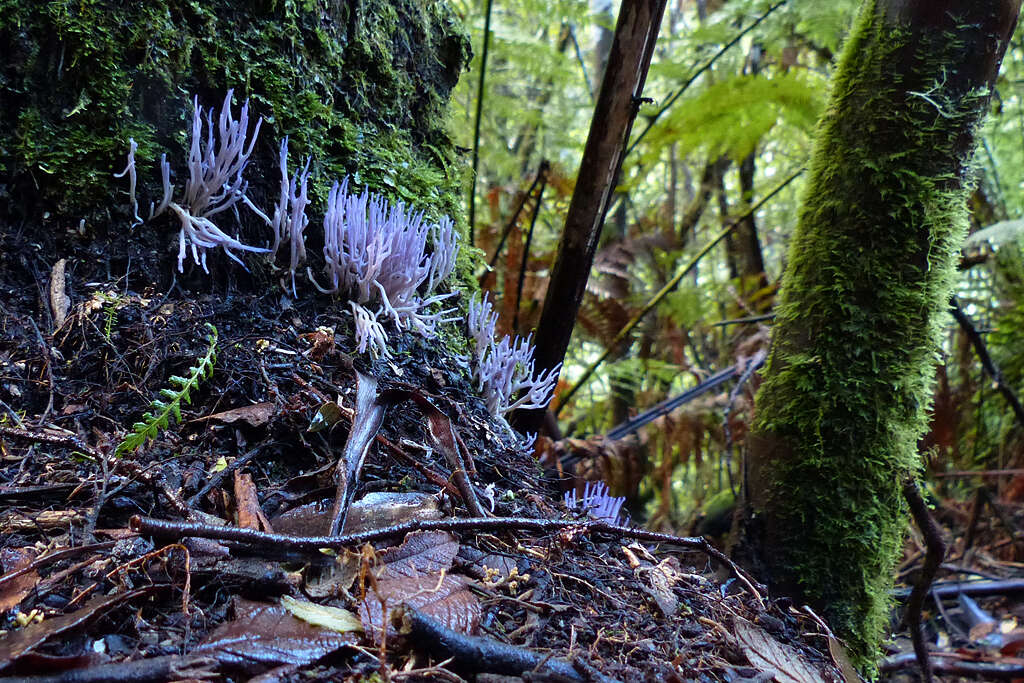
<box><xmin>119</xmin><ymin>91</ymin><xmax>558</xmax><ymax>421</ymax></box>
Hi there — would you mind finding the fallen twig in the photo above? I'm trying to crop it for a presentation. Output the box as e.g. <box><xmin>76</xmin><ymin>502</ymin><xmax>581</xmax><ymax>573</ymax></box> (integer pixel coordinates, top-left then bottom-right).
<box><xmin>130</xmin><ymin>514</ymin><xmax>762</xmax><ymax>603</ymax></box>
<box><xmin>0</xmin><ymin>654</ymin><xmax>217</xmax><ymax>683</ymax></box>
<box><xmin>393</xmin><ymin>605</ymin><xmax>622</xmax><ymax>682</ymax></box>
<box><xmin>881</xmin><ymin>651</ymin><xmax>1024</xmax><ymax>679</ymax></box>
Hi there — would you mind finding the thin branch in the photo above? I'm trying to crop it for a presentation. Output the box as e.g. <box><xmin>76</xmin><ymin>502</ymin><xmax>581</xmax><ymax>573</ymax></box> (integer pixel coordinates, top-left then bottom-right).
<box><xmin>903</xmin><ymin>478</ymin><xmax>947</xmax><ymax>683</ymax></box>
<box><xmin>130</xmin><ymin>514</ymin><xmax>762</xmax><ymax>603</ymax></box>
<box><xmin>485</xmin><ymin>160</ymin><xmax>549</xmax><ymax>270</ymax></box>
<box><xmin>554</xmin><ymin>168</ymin><xmax>801</xmax><ymax>415</ymax></box>
<box><xmin>950</xmin><ymin>298</ymin><xmax>1024</xmax><ymax>429</ymax></box>
<box><xmin>512</xmin><ymin>168</ymin><xmax>548</xmax><ymax>331</ymax></box>
<box><xmin>468</xmin><ymin>0</ymin><xmax>496</xmax><ymax>245</ymax></box>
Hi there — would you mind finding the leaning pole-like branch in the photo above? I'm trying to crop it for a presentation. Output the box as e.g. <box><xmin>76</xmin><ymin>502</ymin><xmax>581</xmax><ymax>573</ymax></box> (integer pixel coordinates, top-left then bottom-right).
<box><xmin>516</xmin><ymin>0</ymin><xmax>668</xmax><ymax>434</ymax></box>
<box><xmin>468</xmin><ymin>0</ymin><xmax>495</xmax><ymax>246</ymax></box>
<box><xmin>950</xmin><ymin>298</ymin><xmax>1024</xmax><ymax>429</ymax></box>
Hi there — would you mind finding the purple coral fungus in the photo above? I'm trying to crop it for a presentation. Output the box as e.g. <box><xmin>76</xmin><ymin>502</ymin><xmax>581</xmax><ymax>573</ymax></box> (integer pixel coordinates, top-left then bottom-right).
<box><xmin>467</xmin><ymin>293</ymin><xmax>560</xmax><ymax>419</ymax></box>
<box><xmin>269</xmin><ymin>136</ymin><xmax>312</xmax><ymax>296</ymax></box>
<box><xmin>564</xmin><ymin>481</ymin><xmax>627</xmax><ymax>525</ymax></box>
<box><xmin>153</xmin><ymin>90</ymin><xmax>271</xmax><ymax>272</ymax></box>
<box><xmin>313</xmin><ymin>178</ymin><xmax>460</xmax><ymax>356</ymax></box>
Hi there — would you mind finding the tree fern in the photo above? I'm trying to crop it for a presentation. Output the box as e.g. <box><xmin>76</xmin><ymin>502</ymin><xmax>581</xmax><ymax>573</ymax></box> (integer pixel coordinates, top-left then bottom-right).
<box><xmin>114</xmin><ymin>323</ymin><xmax>218</xmax><ymax>456</ymax></box>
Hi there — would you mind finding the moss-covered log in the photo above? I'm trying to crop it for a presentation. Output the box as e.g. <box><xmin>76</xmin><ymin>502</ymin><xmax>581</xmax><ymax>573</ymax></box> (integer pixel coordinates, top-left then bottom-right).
<box><xmin>737</xmin><ymin>0</ymin><xmax>1020</xmax><ymax>669</ymax></box>
<box><xmin>0</xmin><ymin>0</ymin><xmax>469</xmax><ymax>279</ymax></box>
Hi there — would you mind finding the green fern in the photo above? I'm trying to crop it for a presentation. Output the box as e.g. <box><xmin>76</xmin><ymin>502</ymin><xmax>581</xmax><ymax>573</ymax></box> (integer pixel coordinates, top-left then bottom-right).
<box><xmin>114</xmin><ymin>323</ymin><xmax>218</xmax><ymax>457</ymax></box>
<box><xmin>95</xmin><ymin>292</ymin><xmax>128</xmax><ymax>341</ymax></box>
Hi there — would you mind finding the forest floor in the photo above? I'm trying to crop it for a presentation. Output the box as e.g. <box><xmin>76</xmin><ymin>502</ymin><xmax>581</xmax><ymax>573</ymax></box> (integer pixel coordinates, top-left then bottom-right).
<box><xmin>0</xmin><ymin>226</ymin><xmax>1020</xmax><ymax>682</ymax></box>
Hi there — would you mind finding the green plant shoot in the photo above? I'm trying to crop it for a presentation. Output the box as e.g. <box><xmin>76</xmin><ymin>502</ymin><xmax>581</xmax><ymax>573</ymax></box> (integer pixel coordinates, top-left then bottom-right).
<box><xmin>114</xmin><ymin>323</ymin><xmax>218</xmax><ymax>457</ymax></box>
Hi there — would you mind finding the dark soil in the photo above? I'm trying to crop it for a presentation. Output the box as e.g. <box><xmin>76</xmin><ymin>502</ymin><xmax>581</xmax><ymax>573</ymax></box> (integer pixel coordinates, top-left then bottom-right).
<box><xmin>0</xmin><ymin>222</ymin><xmax>847</xmax><ymax>682</ymax></box>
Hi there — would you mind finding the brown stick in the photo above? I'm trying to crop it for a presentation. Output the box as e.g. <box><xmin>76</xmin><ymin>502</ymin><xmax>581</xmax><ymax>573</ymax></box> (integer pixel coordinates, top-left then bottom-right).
<box><xmin>130</xmin><ymin>514</ymin><xmax>761</xmax><ymax>601</ymax></box>
<box><xmin>903</xmin><ymin>478</ymin><xmax>947</xmax><ymax>683</ymax></box>
<box><xmin>520</xmin><ymin>0</ymin><xmax>668</xmax><ymax>434</ymax></box>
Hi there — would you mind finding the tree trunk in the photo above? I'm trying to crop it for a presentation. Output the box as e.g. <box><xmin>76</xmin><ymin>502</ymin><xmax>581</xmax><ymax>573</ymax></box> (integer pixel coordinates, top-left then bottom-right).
<box><xmin>735</xmin><ymin>0</ymin><xmax>1020</xmax><ymax>670</ymax></box>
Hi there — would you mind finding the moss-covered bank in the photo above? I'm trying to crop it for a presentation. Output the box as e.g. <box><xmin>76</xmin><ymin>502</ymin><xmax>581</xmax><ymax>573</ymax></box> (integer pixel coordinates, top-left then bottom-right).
<box><xmin>0</xmin><ymin>0</ymin><xmax>470</xmax><ymax>274</ymax></box>
<box><xmin>738</xmin><ymin>0</ymin><xmax>1020</xmax><ymax>670</ymax></box>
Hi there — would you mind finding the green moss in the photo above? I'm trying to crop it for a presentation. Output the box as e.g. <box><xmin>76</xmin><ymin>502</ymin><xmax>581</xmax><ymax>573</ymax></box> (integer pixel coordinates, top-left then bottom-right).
<box><xmin>0</xmin><ymin>0</ymin><xmax>470</xmax><ymax>234</ymax></box>
<box><xmin>747</xmin><ymin>0</ymin><xmax>998</xmax><ymax>671</ymax></box>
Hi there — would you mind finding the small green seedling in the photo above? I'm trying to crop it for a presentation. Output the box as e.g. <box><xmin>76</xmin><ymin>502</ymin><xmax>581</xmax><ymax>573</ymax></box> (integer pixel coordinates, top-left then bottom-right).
<box><xmin>114</xmin><ymin>323</ymin><xmax>218</xmax><ymax>456</ymax></box>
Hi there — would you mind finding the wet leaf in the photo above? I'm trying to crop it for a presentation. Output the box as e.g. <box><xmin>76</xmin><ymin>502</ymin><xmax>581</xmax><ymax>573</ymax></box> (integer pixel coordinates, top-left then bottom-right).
<box><xmin>328</xmin><ymin>370</ymin><xmax>388</xmax><ymax>535</ymax></box>
<box><xmin>377</xmin><ymin>531</ymin><xmax>459</xmax><ymax>580</ymax></box>
<box><xmin>735</xmin><ymin>619</ymin><xmax>827</xmax><ymax>683</ymax></box>
<box><xmin>827</xmin><ymin>637</ymin><xmax>859</xmax><ymax>683</ymax></box>
<box><xmin>359</xmin><ymin>574</ymin><xmax>479</xmax><ymax>643</ymax></box>
<box><xmin>280</xmin><ymin>595</ymin><xmax>362</xmax><ymax>633</ymax></box>
<box><xmin>0</xmin><ymin>547</ymin><xmax>39</xmax><ymax>612</ymax></box>
<box><xmin>307</xmin><ymin>401</ymin><xmax>343</xmax><ymax>433</ymax></box>
<box><xmin>195</xmin><ymin>599</ymin><xmax>356</xmax><ymax>676</ymax></box>
<box><xmin>0</xmin><ymin>588</ymin><xmax>156</xmax><ymax>672</ymax></box>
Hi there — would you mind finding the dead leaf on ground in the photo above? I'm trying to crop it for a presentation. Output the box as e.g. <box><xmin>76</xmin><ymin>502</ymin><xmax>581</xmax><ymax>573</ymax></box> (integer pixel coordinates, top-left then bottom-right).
<box><xmin>639</xmin><ymin>556</ymin><xmax>684</xmax><ymax>618</ymax></box>
<box><xmin>305</xmin><ymin>547</ymin><xmax>364</xmax><ymax>600</ymax></box>
<box><xmin>233</xmin><ymin>471</ymin><xmax>273</xmax><ymax>532</ymax></box>
<box><xmin>0</xmin><ymin>547</ymin><xmax>39</xmax><ymax>612</ymax></box>
<box><xmin>49</xmin><ymin>258</ymin><xmax>70</xmax><ymax>330</ymax></box>
<box><xmin>199</xmin><ymin>402</ymin><xmax>276</xmax><ymax>428</ymax></box>
<box><xmin>377</xmin><ymin>530</ymin><xmax>459</xmax><ymax>580</ymax></box>
<box><xmin>195</xmin><ymin>598</ymin><xmax>357</xmax><ymax>676</ymax></box>
<box><xmin>0</xmin><ymin>587</ymin><xmax>157</xmax><ymax>672</ymax></box>
<box><xmin>280</xmin><ymin>594</ymin><xmax>362</xmax><ymax>633</ymax></box>
<box><xmin>735</xmin><ymin>618</ymin><xmax>827</xmax><ymax>683</ymax></box>
<box><xmin>359</xmin><ymin>574</ymin><xmax>479</xmax><ymax>643</ymax></box>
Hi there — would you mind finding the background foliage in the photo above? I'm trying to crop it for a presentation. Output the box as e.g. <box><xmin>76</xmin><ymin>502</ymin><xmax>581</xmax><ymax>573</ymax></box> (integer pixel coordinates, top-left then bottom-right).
<box><xmin>451</xmin><ymin>0</ymin><xmax>1024</xmax><ymax>530</ymax></box>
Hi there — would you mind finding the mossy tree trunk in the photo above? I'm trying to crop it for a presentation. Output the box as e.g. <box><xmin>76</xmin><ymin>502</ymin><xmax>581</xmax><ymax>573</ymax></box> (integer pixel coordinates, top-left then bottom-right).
<box><xmin>736</xmin><ymin>0</ymin><xmax>1020</xmax><ymax>669</ymax></box>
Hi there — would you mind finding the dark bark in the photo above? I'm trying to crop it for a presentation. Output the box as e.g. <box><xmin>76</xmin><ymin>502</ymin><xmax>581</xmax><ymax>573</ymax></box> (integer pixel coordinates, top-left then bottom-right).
<box><xmin>515</xmin><ymin>0</ymin><xmax>669</xmax><ymax>434</ymax></box>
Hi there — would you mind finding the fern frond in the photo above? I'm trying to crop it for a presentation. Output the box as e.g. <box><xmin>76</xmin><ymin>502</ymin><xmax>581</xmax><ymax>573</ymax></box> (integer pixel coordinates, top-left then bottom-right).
<box><xmin>114</xmin><ymin>323</ymin><xmax>219</xmax><ymax>457</ymax></box>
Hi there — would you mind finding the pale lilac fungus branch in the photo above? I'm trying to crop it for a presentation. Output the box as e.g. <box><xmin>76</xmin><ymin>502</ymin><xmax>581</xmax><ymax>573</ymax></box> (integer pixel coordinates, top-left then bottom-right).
<box><xmin>270</xmin><ymin>136</ymin><xmax>312</xmax><ymax>296</ymax></box>
<box><xmin>313</xmin><ymin>178</ymin><xmax>460</xmax><ymax>356</ymax></box>
<box><xmin>147</xmin><ymin>89</ymin><xmax>270</xmax><ymax>273</ymax></box>
<box><xmin>113</xmin><ymin>138</ymin><xmax>142</xmax><ymax>228</ymax></box>
<box><xmin>564</xmin><ymin>481</ymin><xmax>627</xmax><ymax>525</ymax></box>
<box><xmin>467</xmin><ymin>293</ymin><xmax>560</xmax><ymax>420</ymax></box>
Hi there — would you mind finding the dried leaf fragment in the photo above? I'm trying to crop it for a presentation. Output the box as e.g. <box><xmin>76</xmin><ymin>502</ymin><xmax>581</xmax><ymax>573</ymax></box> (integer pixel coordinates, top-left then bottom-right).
<box><xmin>202</xmin><ymin>402</ymin><xmax>276</xmax><ymax>427</ymax></box>
<box><xmin>734</xmin><ymin>619</ymin><xmax>827</xmax><ymax>683</ymax></box>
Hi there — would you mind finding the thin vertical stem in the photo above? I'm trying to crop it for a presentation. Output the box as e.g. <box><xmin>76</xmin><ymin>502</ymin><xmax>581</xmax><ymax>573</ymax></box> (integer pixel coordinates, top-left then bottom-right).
<box><xmin>468</xmin><ymin>0</ymin><xmax>495</xmax><ymax>246</ymax></box>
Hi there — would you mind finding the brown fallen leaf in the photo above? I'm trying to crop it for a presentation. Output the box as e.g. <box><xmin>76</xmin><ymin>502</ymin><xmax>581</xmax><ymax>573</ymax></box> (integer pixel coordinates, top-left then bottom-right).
<box><xmin>734</xmin><ymin>618</ymin><xmax>827</xmax><ymax>683</ymax></box>
<box><xmin>377</xmin><ymin>530</ymin><xmax>459</xmax><ymax>581</ymax></box>
<box><xmin>0</xmin><ymin>587</ymin><xmax>157</xmax><ymax>672</ymax></box>
<box><xmin>359</xmin><ymin>574</ymin><xmax>480</xmax><ymax>643</ymax></box>
<box><xmin>195</xmin><ymin>598</ymin><xmax>356</xmax><ymax>676</ymax></box>
<box><xmin>0</xmin><ymin>547</ymin><xmax>39</xmax><ymax>612</ymax></box>
<box><xmin>199</xmin><ymin>402</ymin><xmax>276</xmax><ymax>428</ymax></box>
<box><xmin>233</xmin><ymin>471</ymin><xmax>273</xmax><ymax>532</ymax></box>
<box><xmin>639</xmin><ymin>556</ymin><xmax>684</xmax><ymax>618</ymax></box>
